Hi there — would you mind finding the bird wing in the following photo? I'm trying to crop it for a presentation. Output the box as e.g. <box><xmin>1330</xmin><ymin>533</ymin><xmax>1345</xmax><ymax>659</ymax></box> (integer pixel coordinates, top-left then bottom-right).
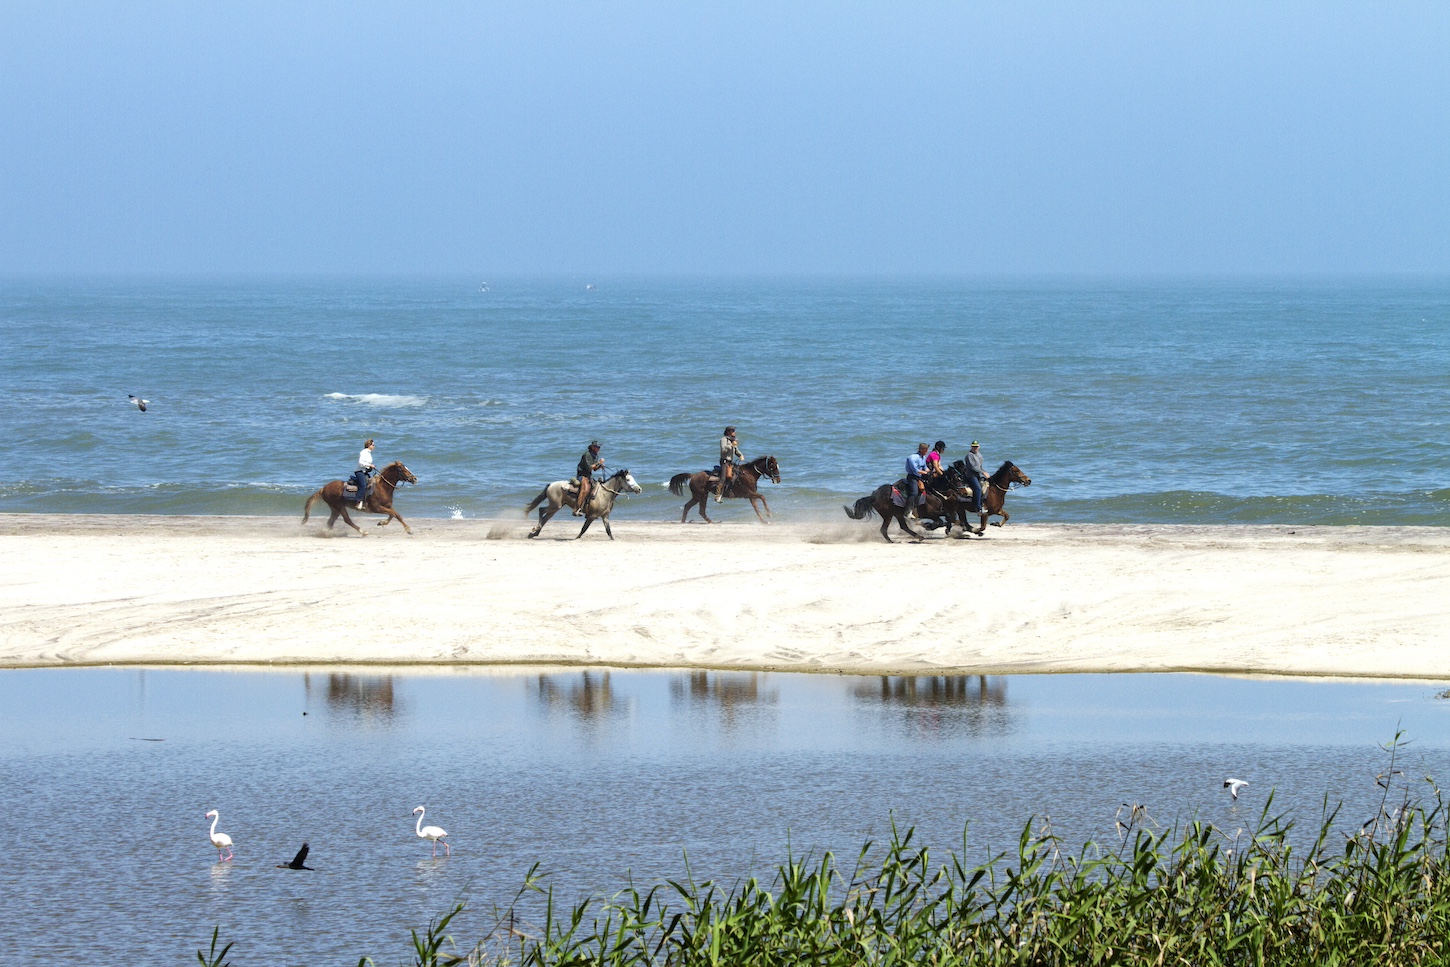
<box><xmin>291</xmin><ymin>843</ymin><xmax>310</xmax><ymax>867</ymax></box>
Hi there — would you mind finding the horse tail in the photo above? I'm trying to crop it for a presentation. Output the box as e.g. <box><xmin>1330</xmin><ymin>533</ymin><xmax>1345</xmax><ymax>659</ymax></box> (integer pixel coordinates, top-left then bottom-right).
<box><xmin>843</xmin><ymin>496</ymin><xmax>876</xmax><ymax>520</ymax></box>
<box><xmin>668</xmin><ymin>473</ymin><xmax>693</xmax><ymax>496</ymax></box>
<box><xmin>302</xmin><ymin>489</ymin><xmax>323</xmax><ymax>523</ymax></box>
<box><xmin>524</xmin><ymin>488</ymin><xmax>549</xmax><ymax>516</ymax></box>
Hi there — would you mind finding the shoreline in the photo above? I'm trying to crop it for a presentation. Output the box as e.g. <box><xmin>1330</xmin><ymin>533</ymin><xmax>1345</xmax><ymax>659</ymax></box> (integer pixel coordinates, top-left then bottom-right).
<box><xmin>3</xmin><ymin>514</ymin><xmax>1448</xmax><ymax>678</ymax></box>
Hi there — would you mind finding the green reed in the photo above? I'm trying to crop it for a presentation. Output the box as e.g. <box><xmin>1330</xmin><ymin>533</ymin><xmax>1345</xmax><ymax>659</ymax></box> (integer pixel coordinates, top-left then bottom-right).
<box><xmin>204</xmin><ymin>737</ymin><xmax>1450</xmax><ymax>967</ymax></box>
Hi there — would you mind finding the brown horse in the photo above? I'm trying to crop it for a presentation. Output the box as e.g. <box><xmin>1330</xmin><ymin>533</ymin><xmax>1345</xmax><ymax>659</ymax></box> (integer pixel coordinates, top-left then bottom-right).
<box><xmin>669</xmin><ymin>455</ymin><xmax>781</xmax><ymax>524</ymax></box>
<box><xmin>302</xmin><ymin>460</ymin><xmax>418</xmax><ymax>536</ymax></box>
<box><xmin>842</xmin><ymin>478</ymin><xmax>970</xmax><ymax>543</ymax></box>
<box><xmin>966</xmin><ymin>461</ymin><xmax>1032</xmax><ymax>534</ymax></box>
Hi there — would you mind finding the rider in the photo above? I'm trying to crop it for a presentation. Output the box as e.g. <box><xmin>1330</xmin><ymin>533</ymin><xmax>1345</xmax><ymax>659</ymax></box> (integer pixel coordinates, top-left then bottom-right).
<box><xmin>351</xmin><ymin>438</ymin><xmax>376</xmax><ymax>509</ymax></box>
<box><xmin>573</xmin><ymin>441</ymin><xmax>605</xmax><ymax>516</ymax></box>
<box><xmin>905</xmin><ymin>442</ymin><xmax>930</xmax><ymax>519</ymax></box>
<box><xmin>715</xmin><ymin>426</ymin><xmax>743</xmax><ymax>503</ymax></box>
<box><xmin>964</xmin><ymin>440</ymin><xmax>986</xmax><ymax>514</ymax></box>
<box><xmin>925</xmin><ymin>440</ymin><xmax>947</xmax><ymax>494</ymax></box>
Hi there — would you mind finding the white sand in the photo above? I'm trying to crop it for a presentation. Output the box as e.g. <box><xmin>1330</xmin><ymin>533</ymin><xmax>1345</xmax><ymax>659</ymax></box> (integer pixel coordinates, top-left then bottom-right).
<box><xmin>1</xmin><ymin>514</ymin><xmax>1447</xmax><ymax>678</ymax></box>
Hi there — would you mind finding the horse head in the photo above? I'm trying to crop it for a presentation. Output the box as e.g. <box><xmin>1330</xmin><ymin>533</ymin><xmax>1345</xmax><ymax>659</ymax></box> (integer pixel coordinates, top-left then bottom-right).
<box><xmin>613</xmin><ymin>468</ymin><xmax>643</xmax><ymax>494</ymax></box>
<box><xmin>762</xmin><ymin>455</ymin><xmax>781</xmax><ymax>484</ymax></box>
<box><xmin>999</xmin><ymin>461</ymin><xmax>1030</xmax><ymax>487</ymax></box>
<box><xmin>384</xmin><ymin>461</ymin><xmax>419</xmax><ymax>485</ymax></box>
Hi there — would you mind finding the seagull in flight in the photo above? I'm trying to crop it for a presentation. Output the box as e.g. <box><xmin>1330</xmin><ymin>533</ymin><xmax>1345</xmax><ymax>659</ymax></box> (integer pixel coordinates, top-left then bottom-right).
<box><xmin>1224</xmin><ymin>778</ymin><xmax>1249</xmax><ymax>801</ymax></box>
<box><xmin>276</xmin><ymin>843</ymin><xmax>314</xmax><ymax>870</ymax></box>
<box><xmin>128</xmin><ymin>395</ymin><xmax>148</xmax><ymax>413</ymax></box>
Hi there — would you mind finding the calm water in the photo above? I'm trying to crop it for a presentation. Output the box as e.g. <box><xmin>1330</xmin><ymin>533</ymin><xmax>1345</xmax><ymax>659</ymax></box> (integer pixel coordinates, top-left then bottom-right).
<box><xmin>4</xmin><ymin>276</ymin><xmax>1449</xmax><ymax>523</ymax></box>
<box><xmin>2</xmin><ymin>668</ymin><xmax>1450</xmax><ymax>964</ymax></box>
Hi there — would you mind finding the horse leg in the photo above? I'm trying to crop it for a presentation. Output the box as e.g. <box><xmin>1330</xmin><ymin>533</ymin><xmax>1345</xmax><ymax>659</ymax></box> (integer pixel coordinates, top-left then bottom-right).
<box><xmin>576</xmin><ymin>516</ymin><xmax>595</xmax><ymax>539</ymax></box>
<box><xmin>338</xmin><ymin>506</ymin><xmax>365</xmax><ymax>536</ymax></box>
<box><xmin>385</xmin><ymin>508</ymin><xmax>411</xmax><ymax>534</ymax></box>
<box><xmin>747</xmin><ymin>495</ymin><xmax>768</xmax><ymax>524</ymax></box>
<box><xmin>529</xmin><ymin>505</ymin><xmax>555</xmax><ymax>538</ymax></box>
<box><xmin>694</xmin><ymin>484</ymin><xmax>713</xmax><ymax>523</ymax></box>
<box><xmin>326</xmin><ymin>507</ymin><xmax>340</xmax><ymax>529</ymax></box>
<box><xmin>992</xmin><ymin>508</ymin><xmax>1008</xmax><ymax>528</ymax></box>
<box><xmin>603</xmin><ymin>517</ymin><xmax>614</xmax><ymax>540</ymax></box>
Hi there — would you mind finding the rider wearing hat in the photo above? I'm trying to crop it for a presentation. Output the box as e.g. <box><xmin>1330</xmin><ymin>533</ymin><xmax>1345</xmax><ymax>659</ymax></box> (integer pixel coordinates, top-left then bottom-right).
<box><xmin>716</xmin><ymin>426</ymin><xmax>743</xmax><ymax>503</ymax></box>
<box><xmin>964</xmin><ymin>441</ymin><xmax>986</xmax><ymax>514</ymax></box>
<box><xmin>574</xmin><ymin>441</ymin><xmax>605</xmax><ymax>516</ymax></box>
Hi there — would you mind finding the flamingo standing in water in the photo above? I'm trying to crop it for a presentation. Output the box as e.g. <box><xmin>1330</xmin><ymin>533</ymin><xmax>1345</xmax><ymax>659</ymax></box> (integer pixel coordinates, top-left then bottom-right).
<box><xmin>413</xmin><ymin>805</ymin><xmax>449</xmax><ymax>857</ymax></box>
<box><xmin>205</xmin><ymin>809</ymin><xmax>234</xmax><ymax>861</ymax></box>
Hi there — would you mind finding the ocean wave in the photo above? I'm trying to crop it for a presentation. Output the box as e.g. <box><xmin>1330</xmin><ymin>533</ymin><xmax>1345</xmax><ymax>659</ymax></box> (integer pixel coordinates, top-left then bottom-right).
<box><xmin>325</xmin><ymin>392</ymin><xmax>429</xmax><ymax>408</ymax></box>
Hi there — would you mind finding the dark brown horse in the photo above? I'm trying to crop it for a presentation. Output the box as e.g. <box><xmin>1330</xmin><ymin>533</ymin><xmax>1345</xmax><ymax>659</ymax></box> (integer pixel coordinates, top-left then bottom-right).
<box><xmin>669</xmin><ymin>455</ymin><xmax>781</xmax><ymax>524</ymax></box>
<box><xmin>967</xmin><ymin>461</ymin><xmax>1032</xmax><ymax>534</ymax></box>
<box><xmin>842</xmin><ymin>477</ymin><xmax>970</xmax><ymax>543</ymax></box>
<box><xmin>302</xmin><ymin>460</ymin><xmax>418</xmax><ymax>536</ymax></box>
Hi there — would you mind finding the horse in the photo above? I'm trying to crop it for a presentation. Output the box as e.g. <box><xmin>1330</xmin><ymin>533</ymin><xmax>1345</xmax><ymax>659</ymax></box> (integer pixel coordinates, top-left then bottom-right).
<box><xmin>302</xmin><ymin>460</ymin><xmax>418</xmax><ymax>536</ymax></box>
<box><xmin>668</xmin><ymin>455</ymin><xmax>781</xmax><ymax>524</ymax></box>
<box><xmin>842</xmin><ymin>475</ymin><xmax>971</xmax><ymax>544</ymax></box>
<box><xmin>524</xmin><ymin>468</ymin><xmax>642</xmax><ymax>539</ymax></box>
<box><xmin>966</xmin><ymin>461</ymin><xmax>1032</xmax><ymax>534</ymax></box>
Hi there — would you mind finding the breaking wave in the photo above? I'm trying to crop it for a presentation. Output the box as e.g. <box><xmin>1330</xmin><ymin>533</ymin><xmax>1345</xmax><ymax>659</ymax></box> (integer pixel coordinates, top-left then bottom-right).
<box><xmin>325</xmin><ymin>393</ymin><xmax>429</xmax><ymax>408</ymax></box>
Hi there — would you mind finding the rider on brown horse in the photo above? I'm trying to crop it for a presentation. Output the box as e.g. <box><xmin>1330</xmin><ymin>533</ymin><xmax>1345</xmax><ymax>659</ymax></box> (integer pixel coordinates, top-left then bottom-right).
<box><xmin>715</xmin><ymin>426</ymin><xmax>742</xmax><ymax>502</ymax></box>
<box><xmin>350</xmin><ymin>438</ymin><xmax>376</xmax><ymax>509</ymax></box>
<box><xmin>964</xmin><ymin>441</ymin><xmax>986</xmax><ymax>514</ymax></box>
<box><xmin>573</xmin><ymin>442</ymin><xmax>605</xmax><ymax>516</ymax></box>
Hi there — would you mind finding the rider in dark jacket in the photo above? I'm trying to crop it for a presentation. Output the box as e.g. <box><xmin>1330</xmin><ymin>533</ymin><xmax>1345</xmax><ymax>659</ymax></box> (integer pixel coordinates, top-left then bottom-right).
<box><xmin>574</xmin><ymin>442</ymin><xmax>604</xmax><ymax>516</ymax></box>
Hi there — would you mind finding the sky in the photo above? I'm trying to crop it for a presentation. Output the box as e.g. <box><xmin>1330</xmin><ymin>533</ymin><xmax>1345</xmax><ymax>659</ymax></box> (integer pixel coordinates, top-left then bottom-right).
<box><xmin>1</xmin><ymin>1</ymin><xmax>1447</xmax><ymax>276</ymax></box>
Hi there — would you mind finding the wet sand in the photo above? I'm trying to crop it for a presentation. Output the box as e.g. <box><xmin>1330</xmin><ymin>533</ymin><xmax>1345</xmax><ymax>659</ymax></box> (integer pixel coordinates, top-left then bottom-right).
<box><xmin>1</xmin><ymin>514</ymin><xmax>1447</xmax><ymax>677</ymax></box>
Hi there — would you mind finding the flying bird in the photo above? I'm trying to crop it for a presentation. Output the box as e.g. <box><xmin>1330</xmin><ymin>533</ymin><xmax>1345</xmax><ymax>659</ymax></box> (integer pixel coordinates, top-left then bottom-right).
<box><xmin>413</xmin><ymin>805</ymin><xmax>450</xmax><ymax>857</ymax></box>
<box><xmin>205</xmin><ymin>809</ymin><xmax>234</xmax><ymax>862</ymax></box>
<box><xmin>276</xmin><ymin>843</ymin><xmax>314</xmax><ymax>870</ymax></box>
<box><xmin>128</xmin><ymin>395</ymin><xmax>148</xmax><ymax>412</ymax></box>
<box><xmin>1224</xmin><ymin>778</ymin><xmax>1249</xmax><ymax>801</ymax></box>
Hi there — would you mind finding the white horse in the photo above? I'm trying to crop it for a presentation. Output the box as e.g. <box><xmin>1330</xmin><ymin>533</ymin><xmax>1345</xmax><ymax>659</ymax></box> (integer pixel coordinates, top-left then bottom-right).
<box><xmin>525</xmin><ymin>468</ymin><xmax>642</xmax><ymax>539</ymax></box>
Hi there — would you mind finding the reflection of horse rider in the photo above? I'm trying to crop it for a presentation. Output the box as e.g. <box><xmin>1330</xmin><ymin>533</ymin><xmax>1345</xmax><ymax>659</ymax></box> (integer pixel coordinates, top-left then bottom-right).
<box><xmin>573</xmin><ymin>441</ymin><xmax>605</xmax><ymax>516</ymax></box>
<box><xmin>905</xmin><ymin>442</ymin><xmax>929</xmax><ymax>519</ymax></box>
<box><xmin>351</xmin><ymin>438</ymin><xmax>376</xmax><ymax>509</ymax></box>
<box><xmin>964</xmin><ymin>440</ymin><xmax>986</xmax><ymax>514</ymax></box>
<box><xmin>715</xmin><ymin>426</ymin><xmax>742</xmax><ymax>503</ymax></box>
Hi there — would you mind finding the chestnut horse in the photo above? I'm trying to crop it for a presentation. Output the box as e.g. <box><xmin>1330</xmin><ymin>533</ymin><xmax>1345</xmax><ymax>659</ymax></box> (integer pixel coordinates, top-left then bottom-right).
<box><xmin>966</xmin><ymin>461</ymin><xmax>1032</xmax><ymax>534</ymax></box>
<box><xmin>302</xmin><ymin>460</ymin><xmax>418</xmax><ymax>536</ymax></box>
<box><xmin>668</xmin><ymin>455</ymin><xmax>781</xmax><ymax>524</ymax></box>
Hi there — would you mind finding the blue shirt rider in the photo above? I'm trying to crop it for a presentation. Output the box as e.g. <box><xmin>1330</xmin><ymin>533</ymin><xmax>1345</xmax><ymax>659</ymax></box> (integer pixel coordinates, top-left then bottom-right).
<box><xmin>905</xmin><ymin>443</ymin><xmax>929</xmax><ymax>518</ymax></box>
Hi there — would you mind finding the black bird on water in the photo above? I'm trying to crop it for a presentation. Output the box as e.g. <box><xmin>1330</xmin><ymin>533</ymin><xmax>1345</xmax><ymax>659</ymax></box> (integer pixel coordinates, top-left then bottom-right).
<box><xmin>276</xmin><ymin>843</ymin><xmax>314</xmax><ymax>870</ymax></box>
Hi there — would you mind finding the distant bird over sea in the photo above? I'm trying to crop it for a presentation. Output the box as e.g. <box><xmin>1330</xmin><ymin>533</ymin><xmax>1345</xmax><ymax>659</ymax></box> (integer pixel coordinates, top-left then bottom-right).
<box><xmin>1224</xmin><ymin>778</ymin><xmax>1249</xmax><ymax>801</ymax></box>
<box><xmin>276</xmin><ymin>843</ymin><xmax>314</xmax><ymax>870</ymax></box>
<box><xmin>127</xmin><ymin>395</ymin><xmax>148</xmax><ymax>412</ymax></box>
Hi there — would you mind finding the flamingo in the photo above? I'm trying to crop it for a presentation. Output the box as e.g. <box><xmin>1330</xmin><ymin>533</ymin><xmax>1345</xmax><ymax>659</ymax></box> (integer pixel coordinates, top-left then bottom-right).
<box><xmin>205</xmin><ymin>809</ymin><xmax>234</xmax><ymax>861</ymax></box>
<box><xmin>413</xmin><ymin>805</ymin><xmax>449</xmax><ymax>857</ymax></box>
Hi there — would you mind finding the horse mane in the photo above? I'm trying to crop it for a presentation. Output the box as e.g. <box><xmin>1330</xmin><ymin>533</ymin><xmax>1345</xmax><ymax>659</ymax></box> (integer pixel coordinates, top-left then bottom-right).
<box><xmin>994</xmin><ymin>461</ymin><xmax>1015</xmax><ymax>474</ymax></box>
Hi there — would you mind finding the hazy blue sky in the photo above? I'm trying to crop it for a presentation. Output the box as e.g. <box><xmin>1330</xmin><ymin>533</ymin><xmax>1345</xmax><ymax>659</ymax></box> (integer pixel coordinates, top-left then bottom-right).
<box><xmin>2</xmin><ymin>2</ymin><xmax>1447</xmax><ymax>275</ymax></box>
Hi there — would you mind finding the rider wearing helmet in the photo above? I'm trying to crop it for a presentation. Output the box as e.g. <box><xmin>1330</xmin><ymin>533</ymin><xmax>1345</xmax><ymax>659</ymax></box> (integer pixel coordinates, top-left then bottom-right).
<box><xmin>574</xmin><ymin>442</ymin><xmax>605</xmax><ymax>516</ymax></box>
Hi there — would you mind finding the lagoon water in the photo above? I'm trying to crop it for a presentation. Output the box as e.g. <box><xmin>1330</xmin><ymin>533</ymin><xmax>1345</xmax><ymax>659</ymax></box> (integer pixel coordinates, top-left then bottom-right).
<box><xmin>3</xmin><ymin>668</ymin><xmax>1450</xmax><ymax>964</ymax></box>
<box><xmin>4</xmin><ymin>277</ymin><xmax>1449</xmax><ymax>523</ymax></box>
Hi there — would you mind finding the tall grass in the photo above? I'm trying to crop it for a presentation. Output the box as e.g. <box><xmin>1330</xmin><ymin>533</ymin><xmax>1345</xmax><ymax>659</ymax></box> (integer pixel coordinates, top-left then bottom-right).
<box><xmin>207</xmin><ymin>738</ymin><xmax>1450</xmax><ymax>966</ymax></box>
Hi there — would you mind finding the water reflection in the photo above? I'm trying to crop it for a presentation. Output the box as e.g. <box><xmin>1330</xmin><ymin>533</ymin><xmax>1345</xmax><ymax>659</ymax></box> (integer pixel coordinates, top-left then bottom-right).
<box><xmin>853</xmin><ymin>676</ymin><xmax>1014</xmax><ymax>738</ymax></box>
<box><xmin>670</xmin><ymin>672</ymin><xmax>778</xmax><ymax>728</ymax></box>
<box><xmin>531</xmin><ymin>672</ymin><xmax>628</xmax><ymax>722</ymax></box>
<box><xmin>304</xmin><ymin>674</ymin><xmax>399</xmax><ymax>724</ymax></box>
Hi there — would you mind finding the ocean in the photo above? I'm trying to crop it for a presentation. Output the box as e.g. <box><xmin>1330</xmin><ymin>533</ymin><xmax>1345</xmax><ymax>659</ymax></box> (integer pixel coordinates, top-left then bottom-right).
<box><xmin>3</xmin><ymin>276</ymin><xmax>1448</xmax><ymax>525</ymax></box>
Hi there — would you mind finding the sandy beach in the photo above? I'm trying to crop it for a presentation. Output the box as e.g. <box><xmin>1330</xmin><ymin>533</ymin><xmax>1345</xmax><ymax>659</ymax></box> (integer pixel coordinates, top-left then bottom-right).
<box><xmin>0</xmin><ymin>514</ymin><xmax>1447</xmax><ymax>678</ymax></box>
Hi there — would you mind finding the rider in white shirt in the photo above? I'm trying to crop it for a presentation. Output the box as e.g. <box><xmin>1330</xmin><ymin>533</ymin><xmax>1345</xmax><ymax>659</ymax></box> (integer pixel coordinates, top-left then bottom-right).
<box><xmin>353</xmin><ymin>439</ymin><xmax>375</xmax><ymax>508</ymax></box>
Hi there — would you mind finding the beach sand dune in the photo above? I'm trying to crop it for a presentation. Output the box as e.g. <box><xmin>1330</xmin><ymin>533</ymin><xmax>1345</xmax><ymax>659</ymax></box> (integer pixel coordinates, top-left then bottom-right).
<box><xmin>1</xmin><ymin>515</ymin><xmax>1447</xmax><ymax>677</ymax></box>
